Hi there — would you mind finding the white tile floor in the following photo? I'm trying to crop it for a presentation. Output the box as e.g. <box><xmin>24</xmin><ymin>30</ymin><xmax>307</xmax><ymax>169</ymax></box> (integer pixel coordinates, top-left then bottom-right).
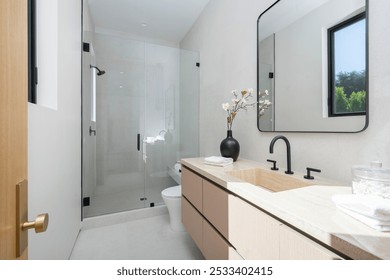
<box><xmin>70</xmin><ymin>206</ymin><xmax>204</xmax><ymax>260</ymax></box>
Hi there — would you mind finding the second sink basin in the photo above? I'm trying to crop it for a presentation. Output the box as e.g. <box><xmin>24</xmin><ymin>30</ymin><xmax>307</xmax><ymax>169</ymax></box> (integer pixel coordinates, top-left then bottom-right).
<box><xmin>227</xmin><ymin>168</ymin><xmax>312</xmax><ymax>192</ymax></box>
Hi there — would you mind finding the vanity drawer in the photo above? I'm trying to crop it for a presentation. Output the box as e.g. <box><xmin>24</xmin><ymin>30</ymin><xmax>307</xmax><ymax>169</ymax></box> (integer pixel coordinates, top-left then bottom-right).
<box><xmin>279</xmin><ymin>225</ymin><xmax>343</xmax><ymax>260</ymax></box>
<box><xmin>203</xmin><ymin>219</ymin><xmax>240</xmax><ymax>260</ymax></box>
<box><xmin>229</xmin><ymin>196</ymin><xmax>281</xmax><ymax>260</ymax></box>
<box><xmin>182</xmin><ymin>166</ymin><xmax>203</xmax><ymax>211</ymax></box>
<box><xmin>182</xmin><ymin>197</ymin><xmax>203</xmax><ymax>252</ymax></box>
<box><xmin>202</xmin><ymin>180</ymin><xmax>229</xmax><ymax>239</ymax></box>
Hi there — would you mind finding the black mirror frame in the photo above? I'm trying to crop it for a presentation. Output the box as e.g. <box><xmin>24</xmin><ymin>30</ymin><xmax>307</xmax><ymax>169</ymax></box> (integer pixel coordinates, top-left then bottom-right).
<box><xmin>256</xmin><ymin>0</ymin><xmax>369</xmax><ymax>133</ymax></box>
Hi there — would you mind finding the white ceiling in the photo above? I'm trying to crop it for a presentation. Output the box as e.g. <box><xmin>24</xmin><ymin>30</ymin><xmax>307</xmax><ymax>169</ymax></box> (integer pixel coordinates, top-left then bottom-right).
<box><xmin>87</xmin><ymin>0</ymin><xmax>210</xmax><ymax>44</ymax></box>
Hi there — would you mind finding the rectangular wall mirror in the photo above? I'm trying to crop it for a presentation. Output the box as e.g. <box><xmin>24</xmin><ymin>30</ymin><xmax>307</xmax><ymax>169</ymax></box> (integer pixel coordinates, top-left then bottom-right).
<box><xmin>257</xmin><ymin>0</ymin><xmax>368</xmax><ymax>133</ymax></box>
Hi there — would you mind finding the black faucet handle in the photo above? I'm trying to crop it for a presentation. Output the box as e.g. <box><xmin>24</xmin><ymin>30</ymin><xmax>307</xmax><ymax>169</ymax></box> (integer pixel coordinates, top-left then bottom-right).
<box><xmin>89</xmin><ymin>126</ymin><xmax>96</xmax><ymax>136</ymax></box>
<box><xmin>267</xmin><ymin>159</ymin><xmax>279</xmax><ymax>171</ymax></box>
<box><xmin>304</xmin><ymin>167</ymin><xmax>321</xmax><ymax>180</ymax></box>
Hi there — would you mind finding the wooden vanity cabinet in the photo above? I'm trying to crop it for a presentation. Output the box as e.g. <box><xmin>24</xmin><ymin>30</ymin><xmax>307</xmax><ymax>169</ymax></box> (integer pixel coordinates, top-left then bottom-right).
<box><xmin>279</xmin><ymin>225</ymin><xmax>342</xmax><ymax>260</ymax></box>
<box><xmin>182</xmin><ymin>197</ymin><xmax>203</xmax><ymax>250</ymax></box>
<box><xmin>203</xmin><ymin>219</ymin><xmax>238</xmax><ymax>260</ymax></box>
<box><xmin>182</xmin><ymin>191</ymin><xmax>242</xmax><ymax>260</ymax></box>
<box><xmin>181</xmin><ymin>166</ymin><xmax>343</xmax><ymax>260</ymax></box>
<box><xmin>182</xmin><ymin>167</ymin><xmax>203</xmax><ymax>211</ymax></box>
<box><xmin>181</xmin><ymin>166</ymin><xmax>242</xmax><ymax>260</ymax></box>
<box><xmin>202</xmin><ymin>180</ymin><xmax>229</xmax><ymax>239</ymax></box>
<box><xmin>229</xmin><ymin>195</ymin><xmax>281</xmax><ymax>259</ymax></box>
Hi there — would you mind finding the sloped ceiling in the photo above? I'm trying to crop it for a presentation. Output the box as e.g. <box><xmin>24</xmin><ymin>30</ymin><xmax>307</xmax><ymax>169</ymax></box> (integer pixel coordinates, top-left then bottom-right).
<box><xmin>88</xmin><ymin>0</ymin><xmax>210</xmax><ymax>43</ymax></box>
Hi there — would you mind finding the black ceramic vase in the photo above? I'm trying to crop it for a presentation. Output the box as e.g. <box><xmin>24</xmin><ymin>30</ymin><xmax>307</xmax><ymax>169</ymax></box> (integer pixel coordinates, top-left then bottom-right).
<box><xmin>220</xmin><ymin>130</ymin><xmax>240</xmax><ymax>162</ymax></box>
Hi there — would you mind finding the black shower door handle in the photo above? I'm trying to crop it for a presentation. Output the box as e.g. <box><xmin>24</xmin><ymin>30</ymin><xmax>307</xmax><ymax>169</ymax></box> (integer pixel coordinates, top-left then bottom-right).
<box><xmin>137</xmin><ymin>134</ymin><xmax>140</xmax><ymax>151</ymax></box>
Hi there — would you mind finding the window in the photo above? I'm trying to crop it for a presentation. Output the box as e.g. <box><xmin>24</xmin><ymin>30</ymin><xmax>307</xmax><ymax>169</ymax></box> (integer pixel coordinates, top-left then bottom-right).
<box><xmin>91</xmin><ymin>67</ymin><xmax>96</xmax><ymax>122</ymax></box>
<box><xmin>28</xmin><ymin>0</ymin><xmax>58</xmax><ymax>109</ymax></box>
<box><xmin>328</xmin><ymin>12</ymin><xmax>366</xmax><ymax>117</ymax></box>
<box><xmin>28</xmin><ymin>0</ymin><xmax>37</xmax><ymax>103</ymax></box>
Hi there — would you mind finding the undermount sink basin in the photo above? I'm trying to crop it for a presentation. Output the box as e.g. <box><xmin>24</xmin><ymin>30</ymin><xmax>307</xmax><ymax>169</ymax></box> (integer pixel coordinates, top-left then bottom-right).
<box><xmin>227</xmin><ymin>168</ymin><xmax>312</xmax><ymax>192</ymax></box>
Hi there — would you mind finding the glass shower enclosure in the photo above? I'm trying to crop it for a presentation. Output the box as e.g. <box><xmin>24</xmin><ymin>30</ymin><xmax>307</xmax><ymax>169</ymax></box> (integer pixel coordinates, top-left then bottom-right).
<box><xmin>82</xmin><ymin>31</ymin><xmax>199</xmax><ymax>218</ymax></box>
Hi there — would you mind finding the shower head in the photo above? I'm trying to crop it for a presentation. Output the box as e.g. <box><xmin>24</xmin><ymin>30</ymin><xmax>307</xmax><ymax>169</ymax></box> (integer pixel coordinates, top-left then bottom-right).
<box><xmin>90</xmin><ymin>65</ymin><xmax>106</xmax><ymax>76</ymax></box>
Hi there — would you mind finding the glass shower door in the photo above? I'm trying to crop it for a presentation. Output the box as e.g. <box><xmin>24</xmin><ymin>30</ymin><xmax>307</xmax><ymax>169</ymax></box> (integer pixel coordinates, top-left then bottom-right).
<box><xmin>82</xmin><ymin>32</ymin><xmax>200</xmax><ymax>218</ymax></box>
<box><xmin>82</xmin><ymin>30</ymin><xmax>97</xmax><ymax>218</ymax></box>
<box><xmin>143</xmin><ymin>44</ymin><xmax>180</xmax><ymax>207</ymax></box>
<box><xmin>83</xmin><ymin>34</ymin><xmax>146</xmax><ymax>217</ymax></box>
<box><xmin>143</xmin><ymin>45</ymin><xmax>200</xmax><ymax>207</ymax></box>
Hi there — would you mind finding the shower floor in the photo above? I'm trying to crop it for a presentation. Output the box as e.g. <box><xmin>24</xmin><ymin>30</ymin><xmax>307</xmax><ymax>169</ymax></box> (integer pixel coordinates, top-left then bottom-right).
<box><xmin>70</xmin><ymin>206</ymin><xmax>204</xmax><ymax>260</ymax></box>
<box><xmin>85</xmin><ymin>172</ymin><xmax>175</xmax><ymax>217</ymax></box>
<box><xmin>84</xmin><ymin>187</ymin><xmax>146</xmax><ymax>217</ymax></box>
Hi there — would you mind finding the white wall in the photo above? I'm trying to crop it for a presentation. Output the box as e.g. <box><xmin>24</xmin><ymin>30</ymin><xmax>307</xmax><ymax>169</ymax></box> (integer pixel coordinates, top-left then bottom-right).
<box><xmin>83</xmin><ymin>0</ymin><xmax>95</xmax><ymax>34</ymax></box>
<box><xmin>181</xmin><ymin>0</ymin><xmax>390</xmax><ymax>184</ymax></box>
<box><xmin>36</xmin><ymin>0</ymin><xmax>58</xmax><ymax>109</ymax></box>
<box><xmin>28</xmin><ymin>0</ymin><xmax>81</xmax><ymax>259</ymax></box>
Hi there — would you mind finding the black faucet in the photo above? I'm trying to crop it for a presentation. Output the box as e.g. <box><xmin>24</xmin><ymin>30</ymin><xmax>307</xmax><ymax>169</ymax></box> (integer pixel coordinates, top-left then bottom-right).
<box><xmin>269</xmin><ymin>135</ymin><xmax>294</xmax><ymax>175</ymax></box>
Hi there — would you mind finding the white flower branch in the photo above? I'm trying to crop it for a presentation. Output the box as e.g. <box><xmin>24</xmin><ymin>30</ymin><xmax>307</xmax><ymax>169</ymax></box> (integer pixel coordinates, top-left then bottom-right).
<box><xmin>222</xmin><ymin>88</ymin><xmax>271</xmax><ymax>130</ymax></box>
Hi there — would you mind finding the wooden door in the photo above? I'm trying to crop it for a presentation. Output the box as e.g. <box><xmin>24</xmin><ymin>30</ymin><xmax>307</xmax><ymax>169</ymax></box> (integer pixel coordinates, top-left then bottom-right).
<box><xmin>0</xmin><ymin>0</ymin><xmax>29</xmax><ymax>260</ymax></box>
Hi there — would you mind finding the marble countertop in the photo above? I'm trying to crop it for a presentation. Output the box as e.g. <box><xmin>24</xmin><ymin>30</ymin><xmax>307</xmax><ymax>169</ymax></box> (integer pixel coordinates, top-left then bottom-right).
<box><xmin>180</xmin><ymin>157</ymin><xmax>390</xmax><ymax>260</ymax></box>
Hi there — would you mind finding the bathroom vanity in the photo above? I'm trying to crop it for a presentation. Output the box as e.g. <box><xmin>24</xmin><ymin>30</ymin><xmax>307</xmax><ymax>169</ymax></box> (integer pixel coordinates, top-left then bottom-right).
<box><xmin>180</xmin><ymin>158</ymin><xmax>390</xmax><ymax>260</ymax></box>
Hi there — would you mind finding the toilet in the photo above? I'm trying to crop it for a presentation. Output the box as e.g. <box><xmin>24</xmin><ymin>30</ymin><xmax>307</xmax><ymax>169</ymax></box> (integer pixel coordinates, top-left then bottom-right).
<box><xmin>161</xmin><ymin>185</ymin><xmax>185</xmax><ymax>231</ymax></box>
<box><xmin>161</xmin><ymin>163</ymin><xmax>185</xmax><ymax>231</ymax></box>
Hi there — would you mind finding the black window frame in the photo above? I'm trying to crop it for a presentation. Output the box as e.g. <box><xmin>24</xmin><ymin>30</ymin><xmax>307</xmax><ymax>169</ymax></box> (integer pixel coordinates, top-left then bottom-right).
<box><xmin>28</xmin><ymin>0</ymin><xmax>37</xmax><ymax>104</ymax></box>
<box><xmin>328</xmin><ymin>12</ymin><xmax>367</xmax><ymax>117</ymax></box>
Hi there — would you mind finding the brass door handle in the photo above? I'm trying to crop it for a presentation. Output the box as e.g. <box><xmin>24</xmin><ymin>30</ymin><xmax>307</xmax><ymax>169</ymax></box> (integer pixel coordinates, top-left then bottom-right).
<box><xmin>16</xmin><ymin>181</ymin><xmax>50</xmax><ymax>257</ymax></box>
<box><xmin>22</xmin><ymin>213</ymin><xmax>49</xmax><ymax>233</ymax></box>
